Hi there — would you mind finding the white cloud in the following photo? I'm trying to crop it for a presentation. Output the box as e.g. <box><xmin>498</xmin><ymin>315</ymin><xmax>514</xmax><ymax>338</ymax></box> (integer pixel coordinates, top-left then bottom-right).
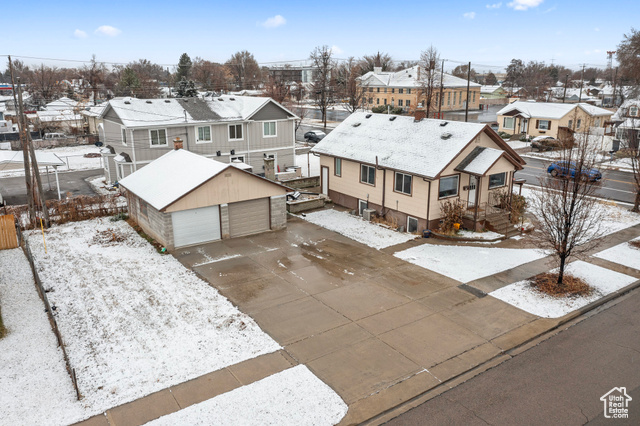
<box><xmin>260</xmin><ymin>15</ymin><xmax>286</xmax><ymax>29</ymax></box>
<box><xmin>507</xmin><ymin>0</ymin><xmax>544</xmax><ymax>11</ymax></box>
<box><xmin>330</xmin><ymin>45</ymin><xmax>343</xmax><ymax>55</ymax></box>
<box><xmin>74</xmin><ymin>29</ymin><xmax>87</xmax><ymax>39</ymax></box>
<box><xmin>463</xmin><ymin>12</ymin><xmax>476</xmax><ymax>19</ymax></box>
<box><xmin>95</xmin><ymin>25</ymin><xmax>122</xmax><ymax>37</ymax></box>
<box><xmin>486</xmin><ymin>2</ymin><xmax>502</xmax><ymax>9</ymax></box>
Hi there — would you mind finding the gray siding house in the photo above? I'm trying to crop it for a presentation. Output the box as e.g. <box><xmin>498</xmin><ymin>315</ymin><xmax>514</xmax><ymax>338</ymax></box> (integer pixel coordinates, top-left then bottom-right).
<box><xmin>99</xmin><ymin>95</ymin><xmax>298</xmax><ymax>183</ymax></box>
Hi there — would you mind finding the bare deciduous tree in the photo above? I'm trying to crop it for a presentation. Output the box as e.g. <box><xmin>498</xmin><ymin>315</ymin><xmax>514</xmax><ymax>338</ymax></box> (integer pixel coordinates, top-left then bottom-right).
<box><xmin>335</xmin><ymin>57</ymin><xmax>364</xmax><ymax>113</ymax></box>
<box><xmin>225</xmin><ymin>51</ymin><xmax>262</xmax><ymax>90</ymax></box>
<box><xmin>28</xmin><ymin>64</ymin><xmax>62</xmax><ymax>106</ymax></box>
<box><xmin>358</xmin><ymin>52</ymin><xmax>394</xmax><ymax>74</ymax></box>
<box><xmin>418</xmin><ymin>46</ymin><xmax>441</xmax><ymax>118</ymax></box>
<box><xmin>263</xmin><ymin>73</ymin><xmax>290</xmax><ymax>104</ymax></box>
<box><xmin>191</xmin><ymin>58</ymin><xmax>229</xmax><ymax>92</ymax></box>
<box><xmin>79</xmin><ymin>54</ymin><xmax>107</xmax><ymax>105</ymax></box>
<box><xmin>309</xmin><ymin>45</ymin><xmax>336</xmax><ymax>129</ymax></box>
<box><xmin>531</xmin><ymin>128</ymin><xmax>606</xmax><ymax>285</ymax></box>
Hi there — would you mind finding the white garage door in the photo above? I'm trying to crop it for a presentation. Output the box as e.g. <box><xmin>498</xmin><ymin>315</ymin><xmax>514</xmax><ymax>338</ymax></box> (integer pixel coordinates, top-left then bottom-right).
<box><xmin>172</xmin><ymin>205</ymin><xmax>221</xmax><ymax>248</ymax></box>
<box><xmin>228</xmin><ymin>198</ymin><xmax>270</xmax><ymax>238</ymax></box>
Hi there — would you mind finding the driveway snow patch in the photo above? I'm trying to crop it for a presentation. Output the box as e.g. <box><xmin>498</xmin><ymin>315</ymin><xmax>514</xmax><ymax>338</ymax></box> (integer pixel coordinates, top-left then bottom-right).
<box><xmin>301</xmin><ymin>209</ymin><xmax>416</xmax><ymax>249</ymax></box>
<box><xmin>490</xmin><ymin>261</ymin><xmax>637</xmax><ymax>318</ymax></box>
<box><xmin>593</xmin><ymin>237</ymin><xmax>640</xmax><ymax>270</ymax></box>
<box><xmin>146</xmin><ymin>365</ymin><xmax>347</xmax><ymax>426</ymax></box>
<box><xmin>24</xmin><ymin>218</ymin><xmax>280</xmax><ymax>419</ymax></box>
<box><xmin>394</xmin><ymin>245</ymin><xmax>547</xmax><ymax>283</ymax></box>
<box><xmin>0</xmin><ymin>249</ymin><xmax>87</xmax><ymax>426</ymax></box>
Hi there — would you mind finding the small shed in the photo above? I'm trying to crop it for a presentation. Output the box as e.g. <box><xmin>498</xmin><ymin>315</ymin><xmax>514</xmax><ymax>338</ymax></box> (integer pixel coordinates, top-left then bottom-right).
<box><xmin>119</xmin><ymin>149</ymin><xmax>289</xmax><ymax>250</ymax></box>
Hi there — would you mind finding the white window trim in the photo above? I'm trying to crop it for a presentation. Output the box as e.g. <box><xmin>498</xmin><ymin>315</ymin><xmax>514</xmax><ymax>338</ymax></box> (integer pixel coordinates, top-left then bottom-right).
<box><xmin>538</xmin><ymin>120</ymin><xmax>551</xmax><ymax>130</ymax></box>
<box><xmin>121</xmin><ymin>127</ymin><xmax>127</xmax><ymax>146</ymax></box>
<box><xmin>196</xmin><ymin>125</ymin><xmax>212</xmax><ymax>144</ymax></box>
<box><xmin>394</xmin><ymin>172</ymin><xmax>412</xmax><ymax>195</ymax></box>
<box><xmin>503</xmin><ymin>117</ymin><xmax>515</xmax><ymax>130</ymax></box>
<box><xmin>358</xmin><ymin>199</ymin><xmax>368</xmax><ymax>216</ymax></box>
<box><xmin>228</xmin><ymin>123</ymin><xmax>244</xmax><ymax>141</ymax></box>
<box><xmin>262</xmin><ymin>121</ymin><xmax>277</xmax><ymax>138</ymax></box>
<box><xmin>407</xmin><ymin>216</ymin><xmax>419</xmax><ymax>233</ymax></box>
<box><xmin>149</xmin><ymin>128</ymin><xmax>168</xmax><ymax>148</ymax></box>
<box><xmin>230</xmin><ymin>155</ymin><xmax>245</xmax><ymax>163</ymax></box>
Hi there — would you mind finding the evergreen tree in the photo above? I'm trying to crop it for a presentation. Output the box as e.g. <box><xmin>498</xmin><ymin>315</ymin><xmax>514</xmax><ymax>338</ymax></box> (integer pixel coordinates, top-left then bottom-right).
<box><xmin>176</xmin><ymin>53</ymin><xmax>192</xmax><ymax>81</ymax></box>
<box><xmin>177</xmin><ymin>77</ymin><xmax>198</xmax><ymax>97</ymax></box>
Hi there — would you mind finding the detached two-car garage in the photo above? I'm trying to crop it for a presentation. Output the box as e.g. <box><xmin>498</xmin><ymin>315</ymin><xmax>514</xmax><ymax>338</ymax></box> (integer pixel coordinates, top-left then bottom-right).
<box><xmin>119</xmin><ymin>149</ymin><xmax>288</xmax><ymax>250</ymax></box>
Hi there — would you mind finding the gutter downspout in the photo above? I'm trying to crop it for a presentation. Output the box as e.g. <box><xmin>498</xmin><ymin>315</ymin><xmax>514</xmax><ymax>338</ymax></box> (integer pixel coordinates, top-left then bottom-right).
<box><xmin>426</xmin><ymin>180</ymin><xmax>431</xmax><ymax>229</ymax></box>
<box><xmin>246</xmin><ymin>121</ymin><xmax>251</xmax><ymax>169</ymax></box>
<box><xmin>184</xmin><ymin>126</ymin><xmax>190</xmax><ymax>151</ymax></box>
<box><xmin>473</xmin><ymin>176</ymin><xmax>481</xmax><ymax>230</ymax></box>
<box><xmin>377</xmin><ymin>156</ymin><xmax>386</xmax><ymax>215</ymax></box>
<box><xmin>130</xmin><ymin>129</ymin><xmax>137</xmax><ymax>172</ymax></box>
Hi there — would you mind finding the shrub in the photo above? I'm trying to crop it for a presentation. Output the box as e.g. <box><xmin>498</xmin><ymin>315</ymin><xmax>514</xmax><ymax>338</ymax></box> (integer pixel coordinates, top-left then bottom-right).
<box><xmin>518</xmin><ymin>134</ymin><xmax>531</xmax><ymax>142</ymax></box>
<box><xmin>439</xmin><ymin>199</ymin><xmax>465</xmax><ymax>234</ymax></box>
<box><xmin>494</xmin><ymin>190</ymin><xmax>527</xmax><ymax>224</ymax></box>
<box><xmin>498</xmin><ymin>131</ymin><xmax>512</xmax><ymax>139</ymax></box>
<box><xmin>110</xmin><ymin>212</ymin><xmax>129</xmax><ymax>222</ymax></box>
<box><xmin>371</xmin><ymin>105</ymin><xmax>404</xmax><ymax>114</ymax></box>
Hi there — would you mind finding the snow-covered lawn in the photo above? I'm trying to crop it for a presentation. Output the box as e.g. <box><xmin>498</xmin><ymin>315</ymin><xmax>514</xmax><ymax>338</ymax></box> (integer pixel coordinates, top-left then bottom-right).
<box><xmin>507</xmin><ymin>140</ymin><xmax>531</xmax><ymax>150</ymax></box>
<box><xmin>300</xmin><ymin>209</ymin><xmax>417</xmax><ymax>249</ymax></box>
<box><xmin>394</xmin><ymin>245</ymin><xmax>548</xmax><ymax>283</ymax></box>
<box><xmin>146</xmin><ymin>365</ymin><xmax>347</xmax><ymax>426</ymax></box>
<box><xmin>24</xmin><ymin>218</ymin><xmax>280</xmax><ymax>421</ymax></box>
<box><xmin>0</xmin><ymin>249</ymin><xmax>86</xmax><ymax>425</ymax></box>
<box><xmin>456</xmin><ymin>229</ymin><xmax>503</xmax><ymax>240</ymax></box>
<box><xmin>295</xmin><ymin>152</ymin><xmax>320</xmax><ymax>177</ymax></box>
<box><xmin>521</xmin><ymin>186</ymin><xmax>640</xmax><ymax>237</ymax></box>
<box><xmin>593</xmin><ymin>237</ymin><xmax>640</xmax><ymax>270</ymax></box>
<box><xmin>0</xmin><ymin>145</ymin><xmax>102</xmax><ymax>177</ymax></box>
<box><xmin>490</xmin><ymin>261</ymin><xmax>637</xmax><ymax>318</ymax></box>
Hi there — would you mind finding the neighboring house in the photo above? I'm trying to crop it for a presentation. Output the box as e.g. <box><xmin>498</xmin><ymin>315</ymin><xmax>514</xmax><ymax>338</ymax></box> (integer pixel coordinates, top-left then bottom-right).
<box><xmin>358</xmin><ymin>66</ymin><xmax>481</xmax><ymax>114</ymax></box>
<box><xmin>99</xmin><ymin>95</ymin><xmax>298</xmax><ymax>184</ymax></box>
<box><xmin>311</xmin><ymin>112</ymin><xmax>525</xmax><ymax>232</ymax></box>
<box><xmin>119</xmin><ymin>147</ymin><xmax>289</xmax><ymax>250</ymax></box>
<box><xmin>611</xmin><ymin>99</ymin><xmax>640</xmax><ymax>149</ymax></box>
<box><xmin>480</xmin><ymin>86</ymin><xmax>508</xmax><ymax>99</ymax></box>
<box><xmin>497</xmin><ymin>101</ymin><xmax>613</xmax><ymax>139</ymax></box>
<box><xmin>80</xmin><ymin>104</ymin><xmax>106</xmax><ymax>136</ymax></box>
<box><xmin>35</xmin><ymin>97</ymin><xmax>85</xmax><ymax>134</ymax></box>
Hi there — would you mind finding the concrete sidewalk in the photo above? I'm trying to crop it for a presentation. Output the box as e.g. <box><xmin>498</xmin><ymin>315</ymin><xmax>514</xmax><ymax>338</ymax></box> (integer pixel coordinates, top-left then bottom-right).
<box><xmin>76</xmin><ymin>219</ymin><xmax>640</xmax><ymax>425</ymax></box>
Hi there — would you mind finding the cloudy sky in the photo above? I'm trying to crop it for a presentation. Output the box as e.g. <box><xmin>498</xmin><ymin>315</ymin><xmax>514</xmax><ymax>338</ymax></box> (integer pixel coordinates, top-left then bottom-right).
<box><xmin>3</xmin><ymin>0</ymin><xmax>637</xmax><ymax>72</ymax></box>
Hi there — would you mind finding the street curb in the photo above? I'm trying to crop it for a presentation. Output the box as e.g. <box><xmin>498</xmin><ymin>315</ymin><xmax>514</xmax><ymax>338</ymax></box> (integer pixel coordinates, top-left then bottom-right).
<box><xmin>360</xmin><ymin>278</ymin><xmax>640</xmax><ymax>426</ymax></box>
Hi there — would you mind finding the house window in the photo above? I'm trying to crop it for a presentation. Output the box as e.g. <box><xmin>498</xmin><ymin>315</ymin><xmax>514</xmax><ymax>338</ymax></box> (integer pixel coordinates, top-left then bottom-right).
<box><xmin>398</xmin><ymin>99</ymin><xmax>403</xmax><ymax>107</ymax></box>
<box><xmin>568</xmin><ymin>119</ymin><xmax>573</xmax><ymax>129</ymax></box>
<box><xmin>334</xmin><ymin>158</ymin><xmax>342</xmax><ymax>176</ymax></box>
<box><xmin>537</xmin><ymin>120</ymin><xmax>551</xmax><ymax>130</ymax></box>
<box><xmin>391</xmin><ymin>88</ymin><xmax>395</xmax><ymax>93</ymax></box>
<box><xmin>406</xmin><ymin>100</ymin><xmax>411</xmax><ymax>107</ymax></box>
<box><xmin>263</xmin><ymin>121</ymin><xmax>276</xmax><ymax>137</ymax></box>
<box><xmin>489</xmin><ymin>172</ymin><xmax>506</xmax><ymax>189</ymax></box>
<box><xmin>394</xmin><ymin>172</ymin><xmax>412</xmax><ymax>195</ymax></box>
<box><xmin>369</xmin><ymin>87</ymin><xmax>373</xmax><ymax>92</ymax></box>
<box><xmin>407</xmin><ymin>88</ymin><xmax>411</xmax><ymax>94</ymax></box>
<box><xmin>376</xmin><ymin>98</ymin><xmax>380</xmax><ymax>105</ymax></box>
<box><xmin>150</xmin><ymin>129</ymin><xmax>167</xmax><ymax>146</ymax></box>
<box><xmin>576</xmin><ymin>119</ymin><xmax>582</xmax><ymax>129</ymax></box>
<box><xmin>384</xmin><ymin>88</ymin><xmax>387</xmax><ymax>93</ymax></box>
<box><xmin>407</xmin><ymin>216</ymin><xmax>419</xmax><ymax>233</ymax></box>
<box><xmin>121</xmin><ymin>128</ymin><xmax>127</xmax><ymax>146</ymax></box>
<box><xmin>139</xmin><ymin>199</ymin><xmax>148</xmax><ymax>218</ymax></box>
<box><xmin>453</xmin><ymin>92</ymin><xmax>457</xmax><ymax>105</ymax></box>
<box><xmin>594</xmin><ymin>118</ymin><xmax>601</xmax><ymax>127</ymax></box>
<box><xmin>472</xmin><ymin>91</ymin><xmax>476</xmax><ymax>103</ymax></box>
<box><xmin>399</xmin><ymin>88</ymin><xmax>404</xmax><ymax>94</ymax></box>
<box><xmin>438</xmin><ymin>175</ymin><xmax>459</xmax><ymax>198</ymax></box>
<box><xmin>377</xmin><ymin>88</ymin><xmax>380</xmax><ymax>93</ymax></box>
<box><xmin>360</xmin><ymin>164</ymin><xmax>375</xmax><ymax>185</ymax></box>
<box><xmin>197</xmin><ymin>126</ymin><xmax>211</xmax><ymax>143</ymax></box>
<box><xmin>358</xmin><ymin>199</ymin><xmax>368</xmax><ymax>216</ymax></box>
<box><xmin>229</xmin><ymin>124</ymin><xmax>243</xmax><ymax>140</ymax></box>
<box><xmin>384</xmin><ymin>99</ymin><xmax>387</xmax><ymax>105</ymax></box>
<box><xmin>503</xmin><ymin>117</ymin><xmax>515</xmax><ymax>130</ymax></box>
<box><xmin>447</xmin><ymin>92</ymin><xmax>451</xmax><ymax>106</ymax></box>
<box><xmin>368</xmin><ymin>98</ymin><xmax>373</xmax><ymax>104</ymax></box>
<box><xmin>230</xmin><ymin>155</ymin><xmax>245</xmax><ymax>163</ymax></box>
<box><xmin>630</xmin><ymin>106</ymin><xmax>638</xmax><ymax>117</ymax></box>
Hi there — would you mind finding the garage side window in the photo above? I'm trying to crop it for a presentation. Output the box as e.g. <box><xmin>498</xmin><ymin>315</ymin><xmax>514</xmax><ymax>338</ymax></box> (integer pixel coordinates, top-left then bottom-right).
<box><xmin>489</xmin><ymin>172</ymin><xmax>506</xmax><ymax>189</ymax></box>
<box><xmin>139</xmin><ymin>200</ymin><xmax>148</xmax><ymax>218</ymax></box>
<box><xmin>438</xmin><ymin>175</ymin><xmax>459</xmax><ymax>198</ymax></box>
<box><xmin>503</xmin><ymin>117</ymin><xmax>515</xmax><ymax>130</ymax></box>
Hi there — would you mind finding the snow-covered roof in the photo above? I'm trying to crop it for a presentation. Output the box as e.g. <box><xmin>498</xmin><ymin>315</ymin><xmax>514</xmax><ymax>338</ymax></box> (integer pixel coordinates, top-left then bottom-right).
<box><xmin>37</xmin><ymin>109</ymin><xmax>82</xmax><ymax>122</ymax></box>
<box><xmin>497</xmin><ymin>101</ymin><xmax>612</xmax><ymax>120</ymax></box>
<box><xmin>80</xmin><ymin>104</ymin><xmax>107</xmax><ymax>118</ymax></box>
<box><xmin>119</xmin><ymin>149</ymin><xmax>230</xmax><ymax>210</ymax></box>
<box><xmin>359</xmin><ymin>66</ymin><xmax>481</xmax><ymax>89</ymax></box>
<box><xmin>454</xmin><ymin>146</ymin><xmax>503</xmax><ymax>176</ymax></box>
<box><xmin>45</xmin><ymin>97</ymin><xmax>78</xmax><ymax>111</ymax></box>
<box><xmin>311</xmin><ymin>112</ymin><xmax>491</xmax><ymax>179</ymax></box>
<box><xmin>611</xmin><ymin>99</ymin><xmax>640</xmax><ymax>122</ymax></box>
<box><xmin>103</xmin><ymin>95</ymin><xmax>296</xmax><ymax>128</ymax></box>
<box><xmin>0</xmin><ymin>150</ymin><xmax>65</xmax><ymax>167</ymax></box>
<box><xmin>481</xmin><ymin>86</ymin><xmax>505</xmax><ymax>93</ymax></box>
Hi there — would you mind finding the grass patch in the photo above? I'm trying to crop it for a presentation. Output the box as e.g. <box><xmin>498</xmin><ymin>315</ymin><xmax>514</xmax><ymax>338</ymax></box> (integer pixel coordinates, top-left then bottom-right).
<box><xmin>126</xmin><ymin>218</ymin><xmax>168</xmax><ymax>254</ymax></box>
<box><xmin>530</xmin><ymin>272</ymin><xmax>593</xmax><ymax>298</ymax></box>
<box><xmin>629</xmin><ymin>240</ymin><xmax>640</xmax><ymax>250</ymax></box>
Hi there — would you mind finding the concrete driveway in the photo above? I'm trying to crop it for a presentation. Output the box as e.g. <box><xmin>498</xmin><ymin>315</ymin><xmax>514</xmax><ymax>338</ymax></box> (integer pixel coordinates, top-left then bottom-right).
<box><xmin>173</xmin><ymin>216</ymin><xmax>547</xmax><ymax>424</ymax></box>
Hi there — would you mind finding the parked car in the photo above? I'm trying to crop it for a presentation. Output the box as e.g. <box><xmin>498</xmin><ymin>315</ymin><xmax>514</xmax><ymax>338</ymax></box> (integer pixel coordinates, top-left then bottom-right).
<box><xmin>304</xmin><ymin>130</ymin><xmax>326</xmax><ymax>143</ymax></box>
<box><xmin>531</xmin><ymin>135</ymin><xmax>561</xmax><ymax>151</ymax></box>
<box><xmin>547</xmin><ymin>160</ymin><xmax>602</xmax><ymax>181</ymax></box>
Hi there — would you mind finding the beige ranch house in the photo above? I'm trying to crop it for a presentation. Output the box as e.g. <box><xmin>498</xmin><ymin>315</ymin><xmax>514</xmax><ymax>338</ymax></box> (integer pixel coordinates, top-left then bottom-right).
<box><xmin>311</xmin><ymin>112</ymin><xmax>525</xmax><ymax>233</ymax></box>
<box><xmin>497</xmin><ymin>101</ymin><xmax>613</xmax><ymax>140</ymax></box>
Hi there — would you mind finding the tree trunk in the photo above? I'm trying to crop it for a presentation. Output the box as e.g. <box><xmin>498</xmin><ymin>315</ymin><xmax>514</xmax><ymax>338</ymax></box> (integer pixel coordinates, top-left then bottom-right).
<box><xmin>632</xmin><ymin>190</ymin><xmax>640</xmax><ymax>213</ymax></box>
<box><xmin>557</xmin><ymin>254</ymin><xmax>566</xmax><ymax>286</ymax></box>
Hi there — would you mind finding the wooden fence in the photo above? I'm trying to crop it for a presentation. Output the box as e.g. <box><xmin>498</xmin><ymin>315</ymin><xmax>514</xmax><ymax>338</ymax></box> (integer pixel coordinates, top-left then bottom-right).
<box><xmin>0</xmin><ymin>214</ymin><xmax>19</xmax><ymax>250</ymax></box>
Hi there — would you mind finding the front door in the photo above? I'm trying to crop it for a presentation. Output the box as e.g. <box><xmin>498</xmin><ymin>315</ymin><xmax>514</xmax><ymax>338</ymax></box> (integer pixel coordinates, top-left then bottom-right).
<box><xmin>468</xmin><ymin>175</ymin><xmax>477</xmax><ymax>207</ymax></box>
<box><xmin>519</xmin><ymin>117</ymin><xmax>528</xmax><ymax>134</ymax></box>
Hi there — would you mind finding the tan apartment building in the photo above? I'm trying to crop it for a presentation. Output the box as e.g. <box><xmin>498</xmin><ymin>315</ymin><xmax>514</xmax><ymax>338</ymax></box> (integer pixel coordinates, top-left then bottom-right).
<box><xmin>497</xmin><ymin>101</ymin><xmax>613</xmax><ymax>139</ymax></box>
<box><xmin>358</xmin><ymin>66</ymin><xmax>481</xmax><ymax>116</ymax></box>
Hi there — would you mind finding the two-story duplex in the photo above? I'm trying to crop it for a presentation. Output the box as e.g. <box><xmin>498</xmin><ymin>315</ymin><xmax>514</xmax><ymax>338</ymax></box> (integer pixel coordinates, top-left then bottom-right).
<box><xmin>99</xmin><ymin>95</ymin><xmax>298</xmax><ymax>183</ymax></box>
<box><xmin>612</xmin><ymin>99</ymin><xmax>640</xmax><ymax>149</ymax></box>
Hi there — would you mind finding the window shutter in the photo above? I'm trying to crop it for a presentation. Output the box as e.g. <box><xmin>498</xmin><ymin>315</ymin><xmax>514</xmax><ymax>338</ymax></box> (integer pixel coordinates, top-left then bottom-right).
<box><xmin>535</xmin><ymin>120</ymin><xmax>539</xmax><ymax>129</ymax></box>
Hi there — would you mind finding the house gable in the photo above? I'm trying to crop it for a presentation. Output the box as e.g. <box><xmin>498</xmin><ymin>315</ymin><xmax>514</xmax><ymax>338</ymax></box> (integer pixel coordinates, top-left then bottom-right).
<box><xmin>102</xmin><ymin>104</ymin><xmax>123</xmax><ymax>125</ymax></box>
<box><xmin>248</xmin><ymin>100</ymin><xmax>295</xmax><ymax>121</ymax></box>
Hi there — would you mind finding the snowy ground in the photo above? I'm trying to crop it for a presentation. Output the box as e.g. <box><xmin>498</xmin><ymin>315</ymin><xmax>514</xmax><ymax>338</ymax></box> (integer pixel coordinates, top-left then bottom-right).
<box><xmin>507</xmin><ymin>140</ymin><xmax>531</xmax><ymax>150</ymax></box>
<box><xmin>295</xmin><ymin>152</ymin><xmax>320</xmax><ymax>177</ymax></box>
<box><xmin>146</xmin><ymin>365</ymin><xmax>347</xmax><ymax>426</ymax></box>
<box><xmin>521</xmin><ymin>186</ymin><xmax>640</xmax><ymax>237</ymax></box>
<box><xmin>456</xmin><ymin>229</ymin><xmax>503</xmax><ymax>240</ymax></box>
<box><xmin>490</xmin><ymin>261</ymin><xmax>637</xmax><ymax>318</ymax></box>
<box><xmin>394</xmin><ymin>245</ymin><xmax>548</xmax><ymax>283</ymax></box>
<box><xmin>24</xmin><ymin>218</ymin><xmax>280</xmax><ymax>422</ymax></box>
<box><xmin>0</xmin><ymin>145</ymin><xmax>102</xmax><ymax>177</ymax></box>
<box><xmin>300</xmin><ymin>208</ymin><xmax>417</xmax><ymax>250</ymax></box>
<box><xmin>596</xmin><ymin>155</ymin><xmax>635</xmax><ymax>172</ymax></box>
<box><xmin>0</xmin><ymin>249</ymin><xmax>86</xmax><ymax>425</ymax></box>
<box><xmin>593</xmin><ymin>237</ymin><xmax>640</xmax><ymax>270</ymax></box>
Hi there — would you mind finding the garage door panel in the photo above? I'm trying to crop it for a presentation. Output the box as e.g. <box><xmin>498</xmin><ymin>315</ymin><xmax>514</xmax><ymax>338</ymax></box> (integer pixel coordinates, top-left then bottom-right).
<box><xmin>228</xmin><ymin>198</ymin><xmax>270</xmax><ymax>238</ymax></box>
<box><xmin>172</xmin><ymin>205</ymin><xmax>221</xmax><ymax>247</ymax></box>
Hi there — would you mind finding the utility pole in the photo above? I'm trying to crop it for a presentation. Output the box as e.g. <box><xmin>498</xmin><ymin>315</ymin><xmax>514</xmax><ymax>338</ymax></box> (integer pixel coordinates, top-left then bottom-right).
<box><xmin>465</xmin><ymin>61</ymin><xmax>471</xmax><ymax>122</ymax></box>
<box><xmin>562</xmin><ymin>74</ymin><xmax>569</xmax><ymax>103</ymax></box>
<box><xmin>9</xmin><ymin>57</ymin><xmax>36</xmax><ymax>225</ymax></box>
<box><xmin>438</xmin><ymin>59</ymin><xmax>444</xmax><ymax>119</ymax></box>
<box><xmin>578</xmin><ymin>64</ymin><xmax>585</xmax><ymax>103</ymax></box>
<box><xmin>612</xmin><ymin>67</ymin><xmax>618</xmax><ymax>107</ymax></box>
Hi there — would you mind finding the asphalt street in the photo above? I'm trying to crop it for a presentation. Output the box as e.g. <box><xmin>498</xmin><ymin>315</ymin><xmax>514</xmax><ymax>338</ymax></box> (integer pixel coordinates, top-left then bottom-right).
<box><xmin>0</xmin><ymin>169</ymin><xmax>102</xmax><ymax>205</ymax></box>
<box><xmin>516</xmin><ymin>156</ymin><xmax>637</xmax><ymax>204</ymax></box>
<box><xmin>386</xmin><ymin>287</ymin><xmax>640</xmax><ymax>425</ymax></box>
